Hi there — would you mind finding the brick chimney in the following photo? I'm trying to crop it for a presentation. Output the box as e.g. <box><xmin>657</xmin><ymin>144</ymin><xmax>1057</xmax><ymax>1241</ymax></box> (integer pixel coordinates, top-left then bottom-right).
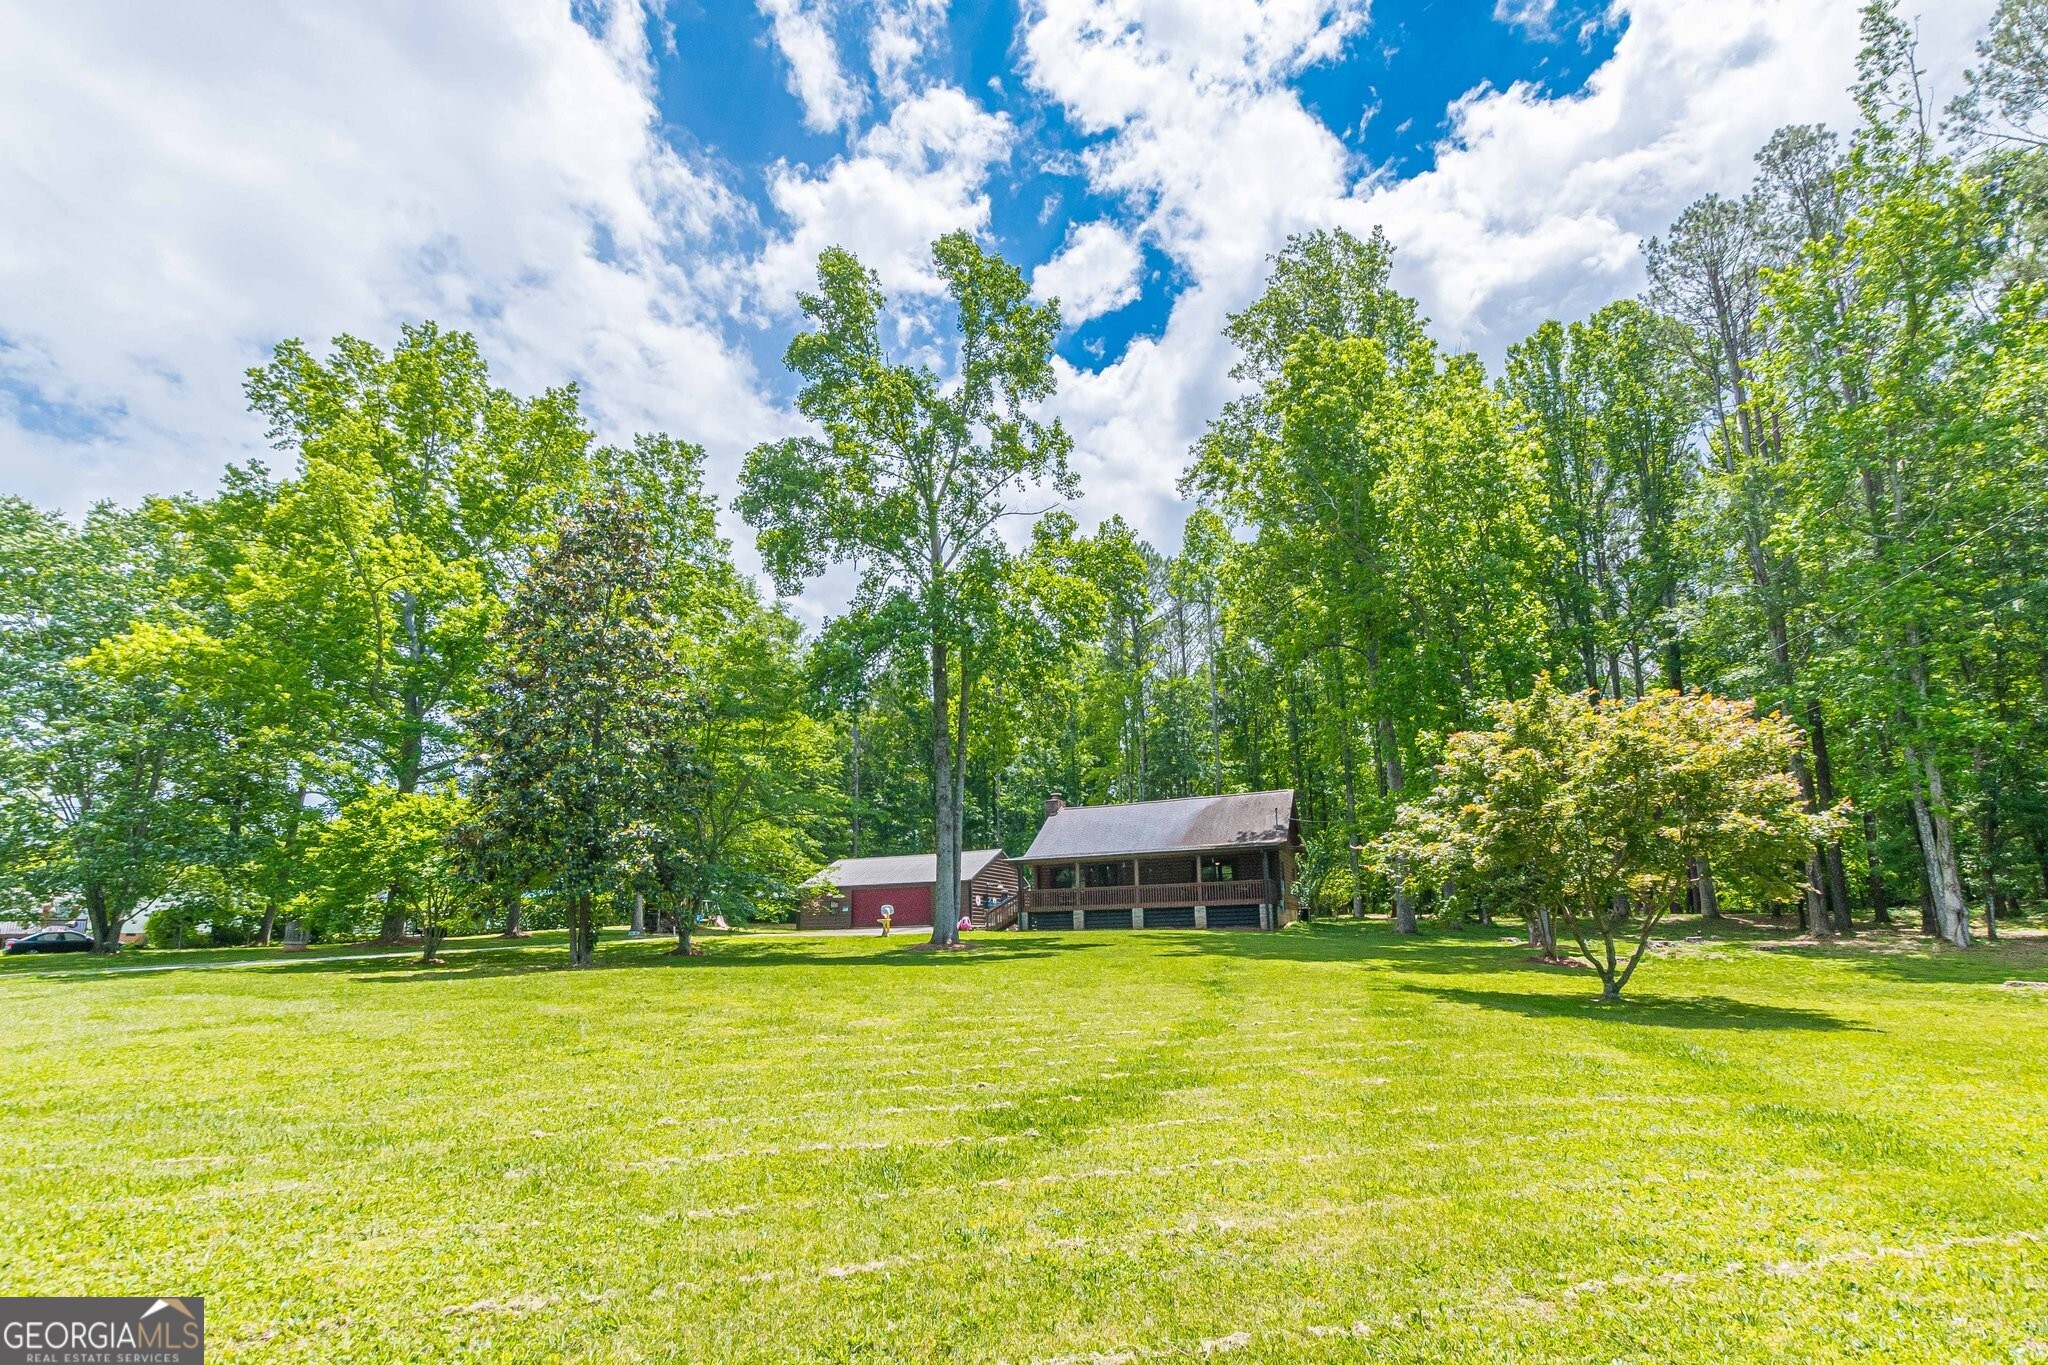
<box><xmin>1045</xmin><ymin>792</ymin><xmax>1066</xmax><ymax>818</ymax></box>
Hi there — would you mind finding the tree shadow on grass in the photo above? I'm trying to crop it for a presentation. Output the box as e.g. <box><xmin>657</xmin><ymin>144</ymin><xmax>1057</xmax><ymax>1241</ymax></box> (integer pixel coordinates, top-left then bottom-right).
<box><xmin>336</xmin><ymin>934</ymin><xmax>1104</xmax><ymax>983</ymax></box>
<box><xmin>1791</xmin><ymin>936</ymin><xmax>2048</xmax><ymax>989</ymax></box>
<box><xmin>1150</xmin><ymin>920</ymin><xmax>1548</xmax><ymax>974</ymax></box>
<box><xmin>1400</xmin><ymin>982</ymin><xmax>1868</xmax><ymax>1032</ymax></box>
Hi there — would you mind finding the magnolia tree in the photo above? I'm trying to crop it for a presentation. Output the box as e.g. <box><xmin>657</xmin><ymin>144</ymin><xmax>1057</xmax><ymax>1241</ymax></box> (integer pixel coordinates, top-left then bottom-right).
<box><xmin>1375</xmin><ymin>678</ymin><xmax>1836</xmax><ymax>1001</ymax></box>
<box><xmin>467</xmin><ymin>489</ymin><xmax>690</xmax><ymax>967</ymax></box>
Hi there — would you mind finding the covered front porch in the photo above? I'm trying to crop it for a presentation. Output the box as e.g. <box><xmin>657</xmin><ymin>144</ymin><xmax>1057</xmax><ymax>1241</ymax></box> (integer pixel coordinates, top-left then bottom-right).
<box><xmin>1019</xmin><ymin>849</ymin><xmax>1286</xmax><ymax>930</ymax></box>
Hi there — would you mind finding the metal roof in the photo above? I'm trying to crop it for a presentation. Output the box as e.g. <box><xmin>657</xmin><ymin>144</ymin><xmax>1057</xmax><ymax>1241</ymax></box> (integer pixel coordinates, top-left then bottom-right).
<box><xmin>805</xmin><ymin>849</ymin><xmax>1006</xmax><ymax>890</ymax></box>
<box><xmin>1020</xmin><ymin>790</ymin><xmax>1297</xmax><ymax>862</ymax></box>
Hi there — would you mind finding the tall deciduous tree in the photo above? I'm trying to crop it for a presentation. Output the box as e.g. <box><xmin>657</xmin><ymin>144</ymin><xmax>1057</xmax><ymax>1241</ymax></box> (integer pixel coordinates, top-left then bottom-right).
<box><xmin>1760</xmin><ymin>5</ymin><xmax>2011</xmax><ymax>946</ymax></box>
<box><xmin>237</xmin><ymin>323</ymin><xmax>589</xmax><ymax>940</ymax></box>
<box><xmin>1189</xmin><ymin>229</ymin><xmax>1553</xmax><ymax>931</ymax></box>
<box><xmin>737</xmin><ymin>232</ymin><xmax>1072</xmax><ymax>947</ymax></box>
<box><xmin>0</xmin><ymin>501</ymin><xmax>213</xmax><ymax>951</ymax></box>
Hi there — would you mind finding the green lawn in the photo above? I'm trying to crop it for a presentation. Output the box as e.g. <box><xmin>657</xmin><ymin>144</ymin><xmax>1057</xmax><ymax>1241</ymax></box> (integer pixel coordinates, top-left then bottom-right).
<box><xmin>3</xmin><ymin>920</ymin><xmax>2046</xmax><ymax>1361</ymax></box>
<box><xmin>0</xmin><ymin>922</ymin><xmax>810</xmax><ymax>976</ymax></box>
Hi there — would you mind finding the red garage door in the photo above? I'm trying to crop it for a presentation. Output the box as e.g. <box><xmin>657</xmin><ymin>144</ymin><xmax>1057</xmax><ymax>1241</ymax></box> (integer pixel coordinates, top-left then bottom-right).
<box><xmin>850</xmin><ymin>884</ymin><xmax>933</xmax><ymax>929</ymax></box>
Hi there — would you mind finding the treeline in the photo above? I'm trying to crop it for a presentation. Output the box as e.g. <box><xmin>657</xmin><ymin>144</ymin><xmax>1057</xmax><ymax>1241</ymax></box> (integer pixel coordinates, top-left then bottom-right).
<box><xmin>851</xmin><ymin>3</ymin><xmax>2048</xmax><ymax>947</ymax></box>
<box><xmin>0</xmin><ymin>332</ymin><xmax>837</xmax><ymax>951</ymax></box>
<box><xmin>2</xmin><ymin>1</ymin><xmax>2042</xmax><ymax>956</ymax></box>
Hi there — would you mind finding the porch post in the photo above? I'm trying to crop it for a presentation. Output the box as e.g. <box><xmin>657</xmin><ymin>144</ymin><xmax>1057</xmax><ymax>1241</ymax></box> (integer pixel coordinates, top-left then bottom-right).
<box><xmin>1260</xmin><ymin>849</ymin><xmax>1273</xmax><ymax>930</ymax></box>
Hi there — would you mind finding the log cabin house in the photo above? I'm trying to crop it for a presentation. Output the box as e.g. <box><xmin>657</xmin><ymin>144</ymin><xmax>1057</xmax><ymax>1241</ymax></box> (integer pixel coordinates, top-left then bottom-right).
<box><xmin>1017</xmin><ymin>790</ymin><xmax>1301</xmax><ymax>931</ymax></box>
<box><xmin>799</xmin><ymin>850</ymin><xmax>1020</xmax><ymax>931</ymax></box>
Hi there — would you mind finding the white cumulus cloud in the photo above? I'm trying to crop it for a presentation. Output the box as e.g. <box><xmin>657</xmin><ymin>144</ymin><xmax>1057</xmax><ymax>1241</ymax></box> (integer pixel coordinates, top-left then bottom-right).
<box><xmin>1018</xmin><ymin>0</ymin><xmax>1999</xmax><ymax>553</ymax></box>
<box><xmin>0</xmin><ymin>0</ymin><xmax>783</xmax><ymax>520</ymax></box>
<box><xmin>757</xmin><ymin>0</ymin><xmax>868</xmax><ymax>132</ymax></box>
<box><xmin>753</xmin><ymin>85</ymin><xmax>1014</xmax><ymax>307</ymax></box>
<box><xmin>1034</xmin><ymin>222</ymin><xmax>1145</xmax><ymax>323</ymax></box>
<box><xmin>0</xmin><ymin>0</ymin><xmax>2011</xmax><ymax>608</ymax></box>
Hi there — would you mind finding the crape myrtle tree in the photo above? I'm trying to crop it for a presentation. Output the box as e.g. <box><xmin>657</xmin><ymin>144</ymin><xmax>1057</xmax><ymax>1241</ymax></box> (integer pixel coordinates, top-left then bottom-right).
<box><xmin>468</xmin><ymin>488</ymin><xmax>692</xmax><ymax>967</ymax></box>
<box><xmin>738</xmin><ymin>231</ymin><xmax>1073</xmax><ymax>947</ymax></box>
<box><xmin>1377</xmin><ymin>678</ymin><xmax>1835</xmax><ymax>1001</ymax></box>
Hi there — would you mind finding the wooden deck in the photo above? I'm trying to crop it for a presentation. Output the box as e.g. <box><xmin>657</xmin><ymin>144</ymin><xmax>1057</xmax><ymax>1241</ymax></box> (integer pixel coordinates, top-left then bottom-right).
<box><xmin>1021</xmin><ymin>879</ymin><xmax>1279</xmax><ymax>910</ymax></box>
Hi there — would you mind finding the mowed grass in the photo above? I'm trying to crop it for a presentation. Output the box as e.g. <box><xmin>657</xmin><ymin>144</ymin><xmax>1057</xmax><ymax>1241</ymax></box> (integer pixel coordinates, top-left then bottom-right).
<box><xmin>3</xmin><ymin>921</ymin><xmax>2047</xmax><ymax>1361</ymax></box>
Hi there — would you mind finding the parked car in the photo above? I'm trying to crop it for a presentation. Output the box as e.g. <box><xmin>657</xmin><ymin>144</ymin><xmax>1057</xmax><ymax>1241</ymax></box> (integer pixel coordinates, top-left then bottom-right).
<box><xmin>3</xmin><ymin>927</ymin><xmax>95</xmax><ymax>955</ymax></box>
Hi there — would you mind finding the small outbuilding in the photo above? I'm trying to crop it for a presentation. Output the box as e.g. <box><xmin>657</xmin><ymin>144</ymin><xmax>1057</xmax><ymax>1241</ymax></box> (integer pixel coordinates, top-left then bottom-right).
<box><xmin>799</xmin><ymin>850</ymin><xmax>1020</xmax><ymax>931</ymax></box>
<box><xmin>1018</xmin><ymin>790</ymin><xmax>1301</xmax><ymax>931</ymax></box>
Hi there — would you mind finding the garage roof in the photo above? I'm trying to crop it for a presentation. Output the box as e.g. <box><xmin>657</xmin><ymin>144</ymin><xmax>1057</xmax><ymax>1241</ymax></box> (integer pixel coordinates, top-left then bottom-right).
<box><xmin>805</xmin><ymin>849</ymin><xmax>1007</xmax><ymax>890</ymax></box>
<box><xmin>1021</xmin><ymin>790</ymin><xmax>1297</xmax><ymax>862</ymax></box>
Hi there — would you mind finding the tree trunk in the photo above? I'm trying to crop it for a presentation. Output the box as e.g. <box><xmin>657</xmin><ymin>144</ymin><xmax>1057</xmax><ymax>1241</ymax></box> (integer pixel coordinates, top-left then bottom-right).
<box><xmin>672</xmin><ymin>897</ymin><xmax>698</xmax><ymax>955</ymax></box>
<box><xmin>1912</xmin><ymin>808</ymin><xmax>1939</xmax><ymax>935</ymax></box>
<box><xmin>1803</xmin><ymin>853</ymin><xmax>1832</xmax><ymax>939</ymax></box>
<box><xmin>949</xmin><ymin>655</ymin><xmax>972</xmax><ymax>937</ymax></box>
<box><xmin>1786</xmin><ymin>736</ymin><xmax>1832</xmax><ymax>939</ymax></box>
<box><xmin>2031</xmin><ymin>825</ymin><xmax>2048</xmax><ymax>904</ymax></box>
<box><xmin>1863</xmin><ymin>810</ymin><xmax>1891</xmax><ymax>926</ymax></box>
<box><xmin>568</xmin><ymin>895</ymin><xmax>596</xmax><ymax>967</ymax></box>
<box><xmin>629</xmin><ymin>892</ymin><xmax>646</xmax><ymax>937</ymax></box>
<box><xmin>1376</xmin><ymin>714</ymin><xmax>1415</xmax><ymax>934</ymax></box>
<box><xmin>1342</xmin><ymin>747</ymin><xmax>1363</xmax><ymax>918</ymax></box>
<box><xmin>1692</xmin><ymin>859</ymin><xmax>1720</xmax><ymax>921</ymax></box>
<box><xmin>378</xmin><ymin>909</ymin><xmax>407</xmax><ymax>945</ymax></box>
<box><xmin>1333</xmin><ymin>641</ymin><xmax>1364</xmax><ymax>918</ymax></box>
<box><xmin>420</xmin><ymin>925</ymin><xmax>445</xmax><ymax>964</ymax></box>
<box><xmin>1805</xmin><ymin>700</ymin><xmax>1853</xmax><ymax>933</ymax></box>
<box><xmin>1974</xmin><ymin>759</ymin><xmax>2001</xmax><ymax>944</ymax></box>
<box><xmin>928</xmin><ymin>632</ymin><xmax>961</xmax><ymax>947</ymax></box>
<box><xmin>1905</xmin><ymin>740</ymin><xmax>1971</xmax><ymax>947</ymax></box>
<box><xmin>501</xmin><ymin>894</ymin><xmax>524</xmax><ymax>937</ymax></box>
<box><xmin>1390</xmin><ymin>855</ymin><xmax>1417</xmax><ymax>934</ymax></box>
<box><xmin>258</xmin><ymin>901</ymin><xmax>278</xmax><ymax>947</ymax></box>
<box><xmin>84</xmin><ymin>883</ymin><xmax>120</xmax><ymax>954</ymax></box>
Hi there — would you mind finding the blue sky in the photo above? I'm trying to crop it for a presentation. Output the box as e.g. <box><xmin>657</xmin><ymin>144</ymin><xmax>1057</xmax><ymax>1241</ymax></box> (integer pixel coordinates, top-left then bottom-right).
<box><xmin>0</xmin><ymin>0</ymin><xmax>1999</xmax><ymax>616</ymax></box>
<box><xmin>650</xmin><ymin>0</ymin><xmax>1623</xmax><ymax>381</ymax></box>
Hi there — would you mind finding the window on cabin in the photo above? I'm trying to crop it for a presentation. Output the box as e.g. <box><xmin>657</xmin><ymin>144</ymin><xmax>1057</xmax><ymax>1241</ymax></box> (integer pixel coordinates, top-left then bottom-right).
<box><xmin>1200</xmin><ymin>855</ymin><xmax>1238</xmax><ymax>883</ymax></box>
<box><xmin>1046</xmin><ymin>865</ymin><xmax>1076</xmax><ymax>889</ymax></box>
<box><xmin>1081</xmin><ymin>861</ymin><xmax>1132</xmax><ymax>888</ymax></box>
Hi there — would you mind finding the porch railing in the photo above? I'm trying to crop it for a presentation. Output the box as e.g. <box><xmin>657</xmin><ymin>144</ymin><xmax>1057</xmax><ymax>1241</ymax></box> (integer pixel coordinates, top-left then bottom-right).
<box><xmin>1022</xmin><ymin>879</ymin><xmax>1278</xmax><ymax>911</ymax></box>
<box><xmin>973</xmin><ymin>895</ymin><xmax>1020</xmax><ymax>931</ymax></box>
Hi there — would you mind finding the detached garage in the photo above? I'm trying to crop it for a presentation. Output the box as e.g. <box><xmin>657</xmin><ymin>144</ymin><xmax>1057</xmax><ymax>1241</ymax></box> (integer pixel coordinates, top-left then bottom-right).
<box><xmin>799</xmin><ymin>850</ymin><xmax>1019</xmax><ymax>931</ymax></box>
